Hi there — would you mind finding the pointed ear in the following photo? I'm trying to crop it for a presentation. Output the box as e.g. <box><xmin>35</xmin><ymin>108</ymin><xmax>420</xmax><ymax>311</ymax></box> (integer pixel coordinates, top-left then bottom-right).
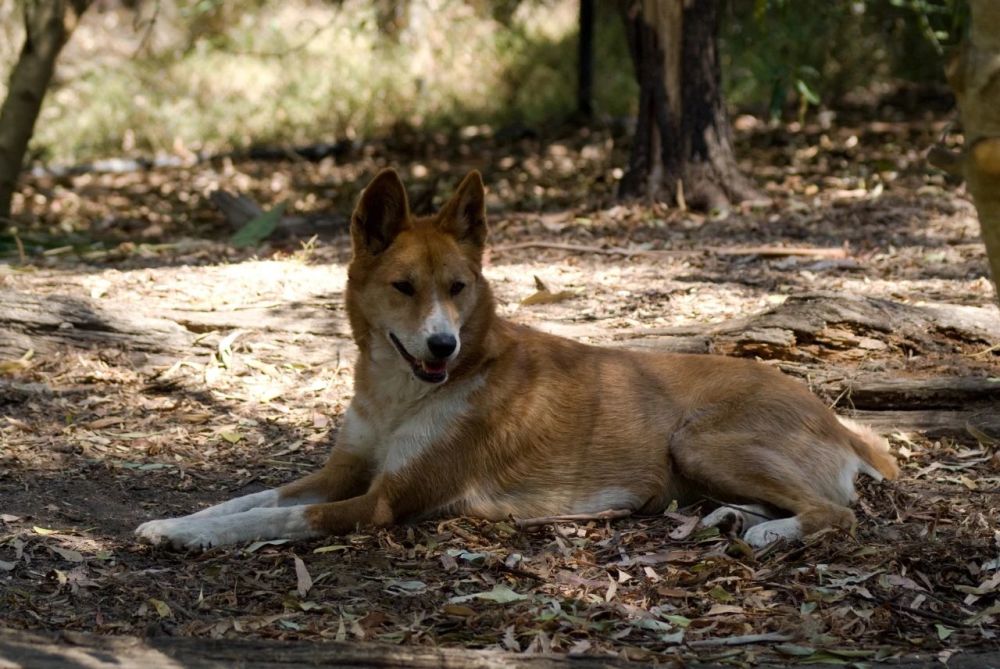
<box><xmin>438</xmin><ymin>170</ymin><xmax>487</xmax><ymax>253</ymax></box>
<box><xmin>351</xmin><ymin>169</ymin><xmax>410</xmax><ymax>256</ymax></box>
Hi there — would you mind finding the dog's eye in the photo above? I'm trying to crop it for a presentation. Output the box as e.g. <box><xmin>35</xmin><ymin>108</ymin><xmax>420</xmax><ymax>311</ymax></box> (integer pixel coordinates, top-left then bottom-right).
<box><xmin>392</xmin><ymin>281</ymin><xmax>415</xmax><ymax>296</ymax></box>
<box><xmin>450</xmin><ymin>281</ymin><xmax>465</xmax><ymax>296</ymax></box>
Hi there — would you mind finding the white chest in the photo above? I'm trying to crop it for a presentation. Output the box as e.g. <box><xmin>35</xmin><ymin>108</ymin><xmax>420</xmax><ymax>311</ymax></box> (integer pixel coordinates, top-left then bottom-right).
<box><xmin>339</xmin><ymin>371</ymin><xmax>483</xmax><ymax>474</ymax></box>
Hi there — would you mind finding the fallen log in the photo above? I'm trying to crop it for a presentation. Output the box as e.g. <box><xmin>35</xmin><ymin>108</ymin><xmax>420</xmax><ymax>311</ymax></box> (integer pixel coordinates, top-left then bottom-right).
<box><xmin>0</xmin><ymin>289</ymin><xmax>192</xmax><ymax>361</ymax></box>
<box><xmin>3</xmin><ymin>627</ymin><xmax>1000</xmax><ymax>669</ymax></box>
<box><xmin>493</xmin><ymin>241</ymin><xmax>848</xmax><ymax>259</ymax></box>
<box><xmin>619</xmin><ymin>293</ymin><xmax>1000</xmax><ymax>357</ymax></box>
<box><xmin>848</xmin><ymin>409</ymin><xmax>1000</xmax><ymax>439</ymax></box>
<box><xmin>844</xmin><ymin>377</ymin><xmax>1000</xmax><ymax>410</ymax></box>
<box><xmin>0</xmin><ymin>627</ymin><xmax>642</xmax><ymax>669</ymax></box>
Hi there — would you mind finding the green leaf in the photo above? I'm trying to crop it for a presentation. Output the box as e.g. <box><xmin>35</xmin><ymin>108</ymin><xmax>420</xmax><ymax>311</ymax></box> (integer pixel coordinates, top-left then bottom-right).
<box><xmin>384</xmin><ymin>580</ymin><xmax>427</xmax><ymax>596</ymax></box>
<box><xmin>795</xmin><ymin>78</ymin><xmax>820</xmax><ymax>105</ymax></box>
<box><xmin>446</xmin><ymin>548</ymin><xmax>489</xmax><ymax>562</ymax></box>
<box><xmin>663</xmin><ymin>614</ymin><xmax>692</xmax><ymax>628</ymax></box>
<box><xmin>936</xmin><ymin>624</ymin><xmax>955</xmax><ymax>640</ymax></box>
<box><xmin>230</xmin><ymin>201</ymin><xmax>287</xmax><ymax>248</ymax></box>
<box><xmin>448</xmin><ymin>584</ymin><xmax>529</xmax><ymax>604</ymax></box>
<box><xmin>634</xmin><ymin>618</ymin><xmax>673</xmax><ymax>632</ymax></box>
<box><xmin>708</xmin><ymin>585</ymin><xmax>733</xmax><ymax>602</ymax></box>
<box><xmin>775</xmin><ymin>644</ymin><xmax>816</xmax><ymax>656</ymax></box>
<box><xmin>148</xmin><ymin>598</ymin><xmax>172</xmax><ymax>618</ymax></box>
<box><xmin>220</xmin><ymin>430</ymin><xmax>242</xmax><ymax>444</ymax></box>
<box><xmin>245</xmin><ymin>539</ymin><xmax>289</xmax><ymax>553</ymax></box>
<box><xmin>826</xmin><ymin>648</ymin><xmax>876</xmax><ymax>658</ymax></box>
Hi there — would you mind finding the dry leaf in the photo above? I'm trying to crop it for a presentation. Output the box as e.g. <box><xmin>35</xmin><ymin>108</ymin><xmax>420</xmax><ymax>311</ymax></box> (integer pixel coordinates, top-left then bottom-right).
<box><xmin>87</xmin><ymin>416</ymin><xmax>123</xmax><ymax>429</ymax></box>
<box><xmin>50</xmin><ymin>546</ymin><xmax>84</xmax><ymax>563</ymax></box>
<box><xmin>666</xmin><ymin>513</ymin><xmax>700</xmax><ymax>540</ymax></box>
<box><xmin>521</xmin><ymin>275</ymin><xmax>574</xmax><ymax>306</ymax></box>
<box><xmin>705</xmin><ymin>604</ymin><xmax>745</xmax><ymax>616</ymax></box>
<box><xmin>442</xmin><ymin>603</ymin><xmax>476</xmax><ymax>617</ymax></box>
<box><xmin>293</xmin><ymin>555</ymin><xmax>313</xmax><ymax>597</ymax></box>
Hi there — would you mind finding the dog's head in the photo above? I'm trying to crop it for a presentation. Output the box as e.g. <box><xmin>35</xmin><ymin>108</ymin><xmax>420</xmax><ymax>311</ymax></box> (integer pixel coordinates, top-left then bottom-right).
<box><xmin>346</xmin><ymin>169</ymin><xmax>489</xmax><ymax>384</ymax></box>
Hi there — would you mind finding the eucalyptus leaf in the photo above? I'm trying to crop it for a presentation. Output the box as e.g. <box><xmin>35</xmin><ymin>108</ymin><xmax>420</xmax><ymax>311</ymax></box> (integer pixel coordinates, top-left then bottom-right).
<box><xmin>231</xmin><ymin>201</ymin><xmax>287</xmax><ymax>248</ymax></box>
<box><xmin>448</xmin><ymin>584</ymin><xmax>529</xmax><ymax>604</ymax></box>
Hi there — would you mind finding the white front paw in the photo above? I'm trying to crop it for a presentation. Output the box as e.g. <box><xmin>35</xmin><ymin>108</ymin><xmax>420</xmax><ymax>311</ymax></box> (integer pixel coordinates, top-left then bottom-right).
<box><xmin>135</xmin><ymin>517</ymin><xmax>221</xmax><ymax>551</ymax></box>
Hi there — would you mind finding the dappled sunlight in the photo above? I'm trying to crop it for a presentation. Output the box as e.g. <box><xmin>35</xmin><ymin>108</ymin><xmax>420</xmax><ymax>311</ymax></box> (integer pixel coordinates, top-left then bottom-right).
<box><xmin>2</xmin><ymin>0</ymin><xmax>1000</xmax><ymax>665</ymax></box>
<box><xmin>2</xmin><ymin>0</ymin><xmax>633</xmax><ymax>165</ymax></box>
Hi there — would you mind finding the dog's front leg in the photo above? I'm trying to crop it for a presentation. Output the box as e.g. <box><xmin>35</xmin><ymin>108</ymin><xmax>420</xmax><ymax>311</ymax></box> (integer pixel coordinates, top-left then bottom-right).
<box><xmin>184</xmin><ymin>449</ymin><xmax>372</xmax><ymax>519</ymax></box>
<box><xmin>135</xmin><ymin>450</ymin><xmax>372</xmax><ymax>546</ymax></box>
<box><xmin>137</xmin><ymin>458</ymin><xmax>463</xmax><ymax>550</ymax></box>
<box><xmin>134</xmin><ymin>484</ymin><xmax>393</xmax><ymax>551</ymax></box>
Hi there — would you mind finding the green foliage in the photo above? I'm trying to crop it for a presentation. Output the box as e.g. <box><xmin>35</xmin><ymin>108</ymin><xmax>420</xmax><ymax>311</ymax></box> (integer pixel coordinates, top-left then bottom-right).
<box><xmin>723</xmin><ymin>0</ymin><xmax>968</xmax><ymax>118</ymax></box>
<box><xmin>0</xmin><ymin>0</ymin><xmax>970</xmax><ymax>164</ymax></box>
<box><xmin>230</xmin><ymin>201</ymin><xmax>286</xmax><ymax>248</ymax></box>
<box><xmin>3</xmin><ymin>0</ymin><xmax>634</xmax><ymax>165</ymax></box>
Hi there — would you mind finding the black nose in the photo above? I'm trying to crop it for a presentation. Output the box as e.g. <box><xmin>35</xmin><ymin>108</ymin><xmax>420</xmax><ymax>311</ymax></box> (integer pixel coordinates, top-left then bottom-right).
<box><xmin>427</xmin><ymin>333</ymin><xmax>457</xmax><ymax>359</ymax></box>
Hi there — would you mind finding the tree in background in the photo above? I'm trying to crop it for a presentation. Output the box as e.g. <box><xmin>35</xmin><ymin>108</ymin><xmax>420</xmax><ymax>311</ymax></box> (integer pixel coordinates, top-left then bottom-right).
<box><xmin>0</xmin><ymin>0</ymin><xmax>93</xmax><ymax>221</ymax></box>
<box><xmin>617</xmin><ymin>0</ymin><xmax>755</xmax><ymax>209</ymax></box>
<box><xmin>944</xmin><ymin>0</ymin><xmax>1000</xmax><ymax>301</ymax></box>
<box><xmin>577</xmin><ymin>0</ymin><xmax>594</xmax><ymax>120</ymax></box>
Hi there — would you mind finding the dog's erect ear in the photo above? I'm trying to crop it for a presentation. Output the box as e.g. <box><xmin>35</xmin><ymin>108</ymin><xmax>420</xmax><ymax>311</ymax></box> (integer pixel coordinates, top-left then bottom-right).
<box><xmin>351</xmin><ymin>169</ymin><xmax>410</xmax><ymax>256</ymax></box>
<box><xmin>438</xmin><ymin>170</ymin><xmax>487</xmax><ymax>253</ymax></box>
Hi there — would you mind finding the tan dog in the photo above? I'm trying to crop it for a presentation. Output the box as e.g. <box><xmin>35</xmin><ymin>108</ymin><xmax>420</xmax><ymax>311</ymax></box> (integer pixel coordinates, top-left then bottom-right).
<box><xmin>136</xmin><ymin>169</ymin><xmax>898</xmax><ymax>550</ymax></box>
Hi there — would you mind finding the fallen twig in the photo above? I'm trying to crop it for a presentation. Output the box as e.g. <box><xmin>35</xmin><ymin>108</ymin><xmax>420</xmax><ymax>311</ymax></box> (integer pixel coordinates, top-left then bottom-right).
<box><xmin>686</xmin><ymin>632</ymin><xmax>794</xmax><ymax>647</ymax></box>
<box><xmin>967</xmin><ymin>342</ymin><xmax>1000</xmax><ymax>358</ymax></box>
<box><xmin>882</xmin><ymin>598</ymin><xmax>971</xmax><ymax>628</ymax></box>
<box><xmin>514</xmin><ymin>509</ymin><xmax>633</xmax><ymax>529</ymax></box>
<box><xmin>492</xmin><ymin>241</ymin><xmax>848</xmax><ymax>259</ymax></box>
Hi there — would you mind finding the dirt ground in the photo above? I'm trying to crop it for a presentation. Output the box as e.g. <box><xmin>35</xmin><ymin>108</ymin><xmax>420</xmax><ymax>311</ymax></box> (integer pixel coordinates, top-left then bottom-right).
<box><xmin>2</xmin><ymin>115</ymin><xmax>999</xmax><ymax>665</ymax></box>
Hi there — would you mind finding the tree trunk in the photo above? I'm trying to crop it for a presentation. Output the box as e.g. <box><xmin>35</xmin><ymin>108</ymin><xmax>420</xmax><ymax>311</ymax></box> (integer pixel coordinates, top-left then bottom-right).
<box><xmin>945</xmin><ymin>0</ymin><xmax>1000</xmax><ymax>302</ymax></box>
<box><xmin>0</xmin><ymin>0</ymin><xmax>92</xmax><ymax>221</ymax></box>
<box><xmin>617</xmin><ymin>0</ymin><xmax>755</xmax><ymax>210</ymax></box>
<box><xmin>577</xmin><ymin>0</ymin><xmax>595</xmax><ymax>120</ymax></box>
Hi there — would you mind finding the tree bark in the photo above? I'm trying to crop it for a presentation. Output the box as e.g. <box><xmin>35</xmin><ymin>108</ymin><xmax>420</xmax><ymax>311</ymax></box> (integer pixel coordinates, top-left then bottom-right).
<box><xmin>577</xmin><ymin>0</ymin><xmax>595</xmax><ymax>120</ymax></box>
<box><xmin>945</xmin><ymin>0</ymin><xmax>1000</xmax><ymax>302</ymax></box>
<box><xmin>0</xmin><ymin>0</ymin><xmax>92</xmax><ymax>221</ymax></box>
<box><xmin>617</xmin><ymin>0</ymin><xmax>756</xmax><ymax>210</ymax></box>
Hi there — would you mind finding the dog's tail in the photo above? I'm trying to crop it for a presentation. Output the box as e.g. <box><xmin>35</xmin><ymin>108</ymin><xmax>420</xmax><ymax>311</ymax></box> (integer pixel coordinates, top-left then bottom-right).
<box><xmin>838</xmin><ymin>416</ymin><xmax>900</xmax><ymax>481</ymax></box>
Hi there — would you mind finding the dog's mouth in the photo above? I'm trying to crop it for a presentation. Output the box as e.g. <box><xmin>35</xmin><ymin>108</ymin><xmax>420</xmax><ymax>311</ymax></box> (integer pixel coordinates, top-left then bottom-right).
<box><xmin>389</xmin><ymin>333</ymin><xmax>448</xmax><ymax>384</ymax></box>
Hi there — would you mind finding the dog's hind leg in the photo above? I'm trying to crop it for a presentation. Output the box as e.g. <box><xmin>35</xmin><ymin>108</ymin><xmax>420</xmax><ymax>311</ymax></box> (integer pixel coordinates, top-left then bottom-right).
<box><xmin>671</xmin><ymin>430</ymin><xmax>859</xmax><ymax>548</ymax></box>
<box><xmin>700</xmin><ymin>503</ymin><xmax>775</xmax><ymax>535</ymax></box>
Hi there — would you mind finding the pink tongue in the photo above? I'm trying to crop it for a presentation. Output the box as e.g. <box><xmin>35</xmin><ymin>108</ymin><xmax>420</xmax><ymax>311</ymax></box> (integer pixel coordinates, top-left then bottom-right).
<box><xmin>422</xmin><ymin>360</ymin><xmax>447</xmax><ymax>373</ymax></box>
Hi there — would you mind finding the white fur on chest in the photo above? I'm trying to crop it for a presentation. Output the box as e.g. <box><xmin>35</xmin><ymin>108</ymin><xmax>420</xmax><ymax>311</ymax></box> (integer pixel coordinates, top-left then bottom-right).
<box><xmin>340</xmin><ymin>365</ymin><xmax>483</xmax><ymax>474</ymax></box>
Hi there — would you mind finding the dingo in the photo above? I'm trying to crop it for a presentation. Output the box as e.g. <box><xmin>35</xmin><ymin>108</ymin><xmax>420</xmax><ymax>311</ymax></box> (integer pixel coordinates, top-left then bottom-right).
<box><xmin>136</xmin><ymin>169</ymin><xmax>897</xmax><ymax>550</ymax></box>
